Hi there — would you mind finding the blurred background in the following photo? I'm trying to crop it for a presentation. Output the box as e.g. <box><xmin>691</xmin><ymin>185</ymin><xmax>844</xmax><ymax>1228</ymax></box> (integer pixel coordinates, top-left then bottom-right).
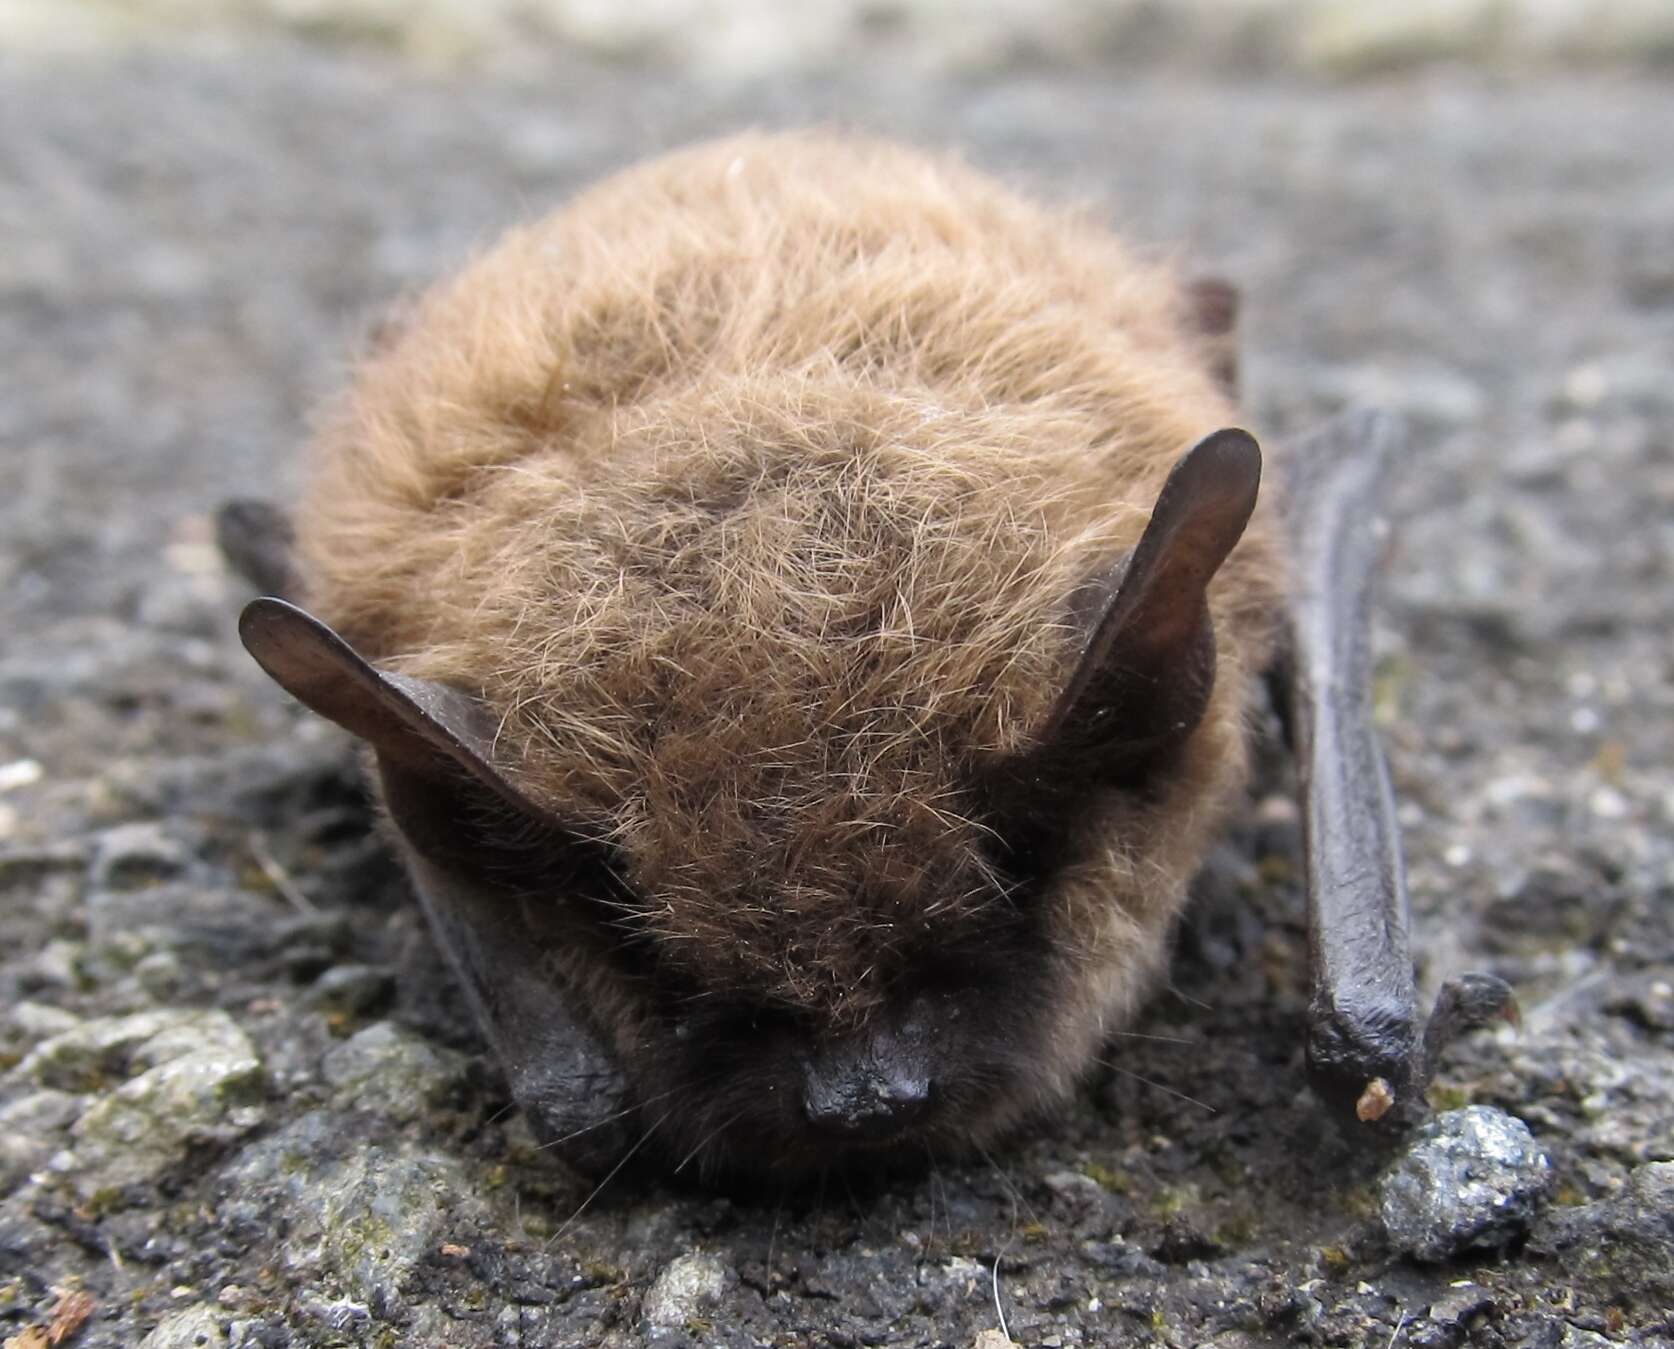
<box><xmin>4</xmin><ymin>0</ymin><xmax>1669</xmax><ymax>630</ymax></box>
<box><xmin>5</xmin><ymin>0</ymin><xmax>1674</xmax><ymax>76</ymax></box>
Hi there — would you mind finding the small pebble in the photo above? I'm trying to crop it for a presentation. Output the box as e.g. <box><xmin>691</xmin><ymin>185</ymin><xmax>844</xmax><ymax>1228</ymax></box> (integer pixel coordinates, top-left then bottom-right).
<box><xmin>305</xmin><ymin>964</ymin><xmax>396</xmax><ymax>1016</ymax></box>
<box><xmin>0</xmin><ymin>758</ymin><xmax>43</xmax><ymax>791</ymax></box>
<box><xmin>91</xmin><ymin>821</ymin><xmax>188</xmax><ymax>889</ymax></box>
<box><xmin>640</xmin><ymin>1251</ymin><xmax>729</xmax><ymax>1331</ymax></box>
<box><xmin>8</xmin><ymin>1000</ymin><xmax>83</xmax><ymax>1040</ymax></box>
<box><xmin>318</xmin><ymin>1021</ymin><xmax>466</xmax><ymax>1123</ymax></box>
<box><xmin>140</xmin><ymin>1305</ymin><xmax>228</xmax><ymax>1349</ymax></box>
<box><xmin>1427</xmin><ymin>1281</ymin><xmax>1494</xmax><ymax>1327</ymax></box>
<box><xmin>1379</xmin><ymin>1106</ymin><xmax>1552</xmax><ymax>1262</ymax></box>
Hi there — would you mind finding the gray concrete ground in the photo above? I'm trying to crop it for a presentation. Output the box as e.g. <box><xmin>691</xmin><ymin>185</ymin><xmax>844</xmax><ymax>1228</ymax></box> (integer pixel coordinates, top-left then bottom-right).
<box><xmin>1</xmin><ymin>35</ymin><xmax>1672</xmax><ymax>1349</ymax></box>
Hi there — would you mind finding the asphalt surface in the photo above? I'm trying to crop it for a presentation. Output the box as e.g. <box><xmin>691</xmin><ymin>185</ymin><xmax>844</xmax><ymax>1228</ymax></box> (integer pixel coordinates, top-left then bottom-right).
<box><xmin>2</xmin><ymin>42</ymin><xmax>1671</xmax><ymax>1348</ymax></box>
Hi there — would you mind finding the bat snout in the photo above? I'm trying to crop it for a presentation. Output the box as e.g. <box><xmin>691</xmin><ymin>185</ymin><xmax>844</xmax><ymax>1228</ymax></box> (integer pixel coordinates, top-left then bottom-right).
<box><xmin>801</xmin><ymin>1032</ymin><xmax>935</xmax><ymax>1141</ymax></box>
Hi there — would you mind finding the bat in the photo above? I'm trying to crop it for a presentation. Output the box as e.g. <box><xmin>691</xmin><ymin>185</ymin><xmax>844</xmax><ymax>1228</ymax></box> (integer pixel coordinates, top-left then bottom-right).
<box><xmin>218</xmin><ymin>133</ymin><xmax>1511</xmax><ymax>1179</ymax></box>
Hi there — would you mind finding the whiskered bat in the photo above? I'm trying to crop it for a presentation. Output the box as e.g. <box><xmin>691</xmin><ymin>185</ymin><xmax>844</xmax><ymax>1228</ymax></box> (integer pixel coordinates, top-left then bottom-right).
<box><xmin>220</xmin><ymin>133</ymin><xmax>1510</xmax><ymax>1179</ymax></box>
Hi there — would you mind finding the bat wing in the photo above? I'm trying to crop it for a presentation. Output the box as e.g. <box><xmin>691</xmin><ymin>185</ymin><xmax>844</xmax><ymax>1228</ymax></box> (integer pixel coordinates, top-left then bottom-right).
<box><xmin>217</xmin><ymin>498</ymin><xmax>300</xmax><ymax>600</ymax></box>
<box><xmin>1275</xmin><ymin>408</ymin><xmax>1514</xmax><ymax>1131</ymax></box>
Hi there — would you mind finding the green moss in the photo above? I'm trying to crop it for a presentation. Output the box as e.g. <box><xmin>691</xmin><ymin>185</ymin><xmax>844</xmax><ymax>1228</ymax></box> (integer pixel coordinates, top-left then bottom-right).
<box><xmin>1372</xmin><ymin>654</ymin><xmax>1411</xmax><ymax>727</ymax></box>
<box><xmin>238</xmin><ymin>861</ymin><xmax>282</xmax><ymax>894</ymax></box>
<box><xmin>1215</xmin><ymin>1210</ymin><xmax>1257</xmax><ymax>1247</ymax></box>
<box><xmin>1080</xmin><ymin>1161</ymin><xmax>1132</xmax><ymax>1194</ymax></box>
<box><xmin>212</xmin><ymin>1066</ymin><xmax>265</xmax><ymax>1105</ymax></box>
<box><xmin>278</xmin><ymin>1148</ymin><xmax>313</xmax><ymax>1178</ymax></box>
<box><xmin>1337</xmin><ymin>1186</ymin><xmax>1378</xmax><ymax>1221</ymax></box>
<box><xmin>1209</xmin><ymin>1149</ymin><xmax>1249</xmax><ymax>1190</ymax></box>
<box><xmin>1427</xmin><ymin>1083</ymin><xmax>1471</xmax><ymax>1112</ymax></box>
<box><xmin>82</xmin><ymin>1186</ymin><xmax>126</xmax><ymax>1216</ymax></box>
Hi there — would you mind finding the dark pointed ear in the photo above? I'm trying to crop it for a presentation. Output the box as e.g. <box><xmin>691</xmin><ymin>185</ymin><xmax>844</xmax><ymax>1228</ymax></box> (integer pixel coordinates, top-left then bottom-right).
<box><xmin>1026</xmin><ymin>427</ymin><xmax>1261</xmax><ymax>778</ymax></box>
<box><xmin>238</xmin><ymin>597</ymin><xmax>541</xmax><ymax>818</ymax></box>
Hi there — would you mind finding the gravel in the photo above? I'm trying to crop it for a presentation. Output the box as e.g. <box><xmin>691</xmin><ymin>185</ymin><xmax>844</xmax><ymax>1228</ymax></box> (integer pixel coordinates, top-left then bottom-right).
<box><xmin>1378</xmin><ymin>1106</ymin><xmax>1553</xmax><ymax>1262</ymax></box>
<box><xmin>1</xmin><ymin>32</ymin><xmax>1672</xmax><ymax>1349</ymax></box>
<box><xmin>640</xmin><ymin>1252</ymin><xmax>732</xmax><ymax>1334</ymax></box>
<box><xmin>1532</xmin><ymin>1162</ymin><xmax>1674</xmax><ymax>1318</ymax></box>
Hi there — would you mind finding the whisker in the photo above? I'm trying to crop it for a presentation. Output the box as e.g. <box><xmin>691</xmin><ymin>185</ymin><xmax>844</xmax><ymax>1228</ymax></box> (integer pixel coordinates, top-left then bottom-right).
<box><xmin>932</xmin><ymin>1148</ymin><xmax>954</xmax><ymax>1253</ymax></box>
<box><xmin>974</xmin><ymin>1143</ymin><xmax>1022</xmax><ymax>1347</ymax></box>
<box><xmin>1096</xmin><ymin>1060</ymin><xmax>1217</xmax><ymax>1114</ymax></box>
<box><xmin>1106</xmin><ymin>1029</ymin><xmax>1195</xmax><ymax>1045</ymax></box>
<box><xmin>839</xmin><ymin>1169</ymin><xmax>864</xmax><ymax>1223</ymax></box>
<box><xmin>535</xmin><ymin>1088</ymin><xmax>681</xmax><ymax>1152</ymax></box>
<box><xmin>1163</xmin><ymin>982</ymin><xmax>1213</xmax><ymax>1012</ymax></box>
<box><xmin>548</xmin><ymin>1110</ymin><xmax>669</xmax><ymax>1247</ymax></box>
<box><xmin>765</xmin><ymin>1186</ymin><xmax>788</xmax><ymax>1287</ymax></box>
<box><xmin>975</xmin><ymin>1142</ymin><xmax>1042</xmax><ymax>1231</ymax></box>
<box><xmin>673</xmin><ymin>1107</ymin><xmax>745</xmax><ymax>1175</ymax></box>
<box><xmin>992</xmin><ymin>1243</ymin><xmax>1013</xmax><ymax>1345</ymax></box>
<box><xmin>246</xmin><ymin>831</ymin><xmax>315</xmax><ymax>913</ymax></box>
<box><xmin>921</xmin><ymin>1140</ymin><xmax>939</xmax><ymax>1256</ymax></box>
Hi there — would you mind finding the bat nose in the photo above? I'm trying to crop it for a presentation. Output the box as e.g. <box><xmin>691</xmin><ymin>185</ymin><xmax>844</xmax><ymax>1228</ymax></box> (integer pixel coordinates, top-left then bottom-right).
<box><xmin>803</xmin><ymin>1069</ymin><xmax>931</xmax><ymax>1140</ymax></box>
<box><xmin>802</xmin><ymin>1039</ymin><xmax>933</xmax><ymax>1140</ymax></box>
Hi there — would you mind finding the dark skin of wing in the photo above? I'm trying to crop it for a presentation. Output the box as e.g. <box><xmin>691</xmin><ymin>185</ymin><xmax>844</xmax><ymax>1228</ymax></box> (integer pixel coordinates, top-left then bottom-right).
<box><xmin>1272</xmin><ymin>409</ymin><xmax>1514</xmax><ymax>1130</ymax></box>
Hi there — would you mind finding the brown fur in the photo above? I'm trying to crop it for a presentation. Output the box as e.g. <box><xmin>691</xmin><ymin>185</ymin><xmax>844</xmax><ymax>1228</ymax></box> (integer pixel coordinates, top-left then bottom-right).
<box><xmin>295</xmin><ymin>132</ymin><xmax>1283</xmax><ymax>1155</ymax></box>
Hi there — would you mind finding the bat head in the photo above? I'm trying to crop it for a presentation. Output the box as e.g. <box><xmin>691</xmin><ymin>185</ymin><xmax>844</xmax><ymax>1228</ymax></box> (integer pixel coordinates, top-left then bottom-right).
<box><xmin>240</xmin><ymin>428</ymin><xmax>1260</xmax><ymax>1179</ymax></box>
